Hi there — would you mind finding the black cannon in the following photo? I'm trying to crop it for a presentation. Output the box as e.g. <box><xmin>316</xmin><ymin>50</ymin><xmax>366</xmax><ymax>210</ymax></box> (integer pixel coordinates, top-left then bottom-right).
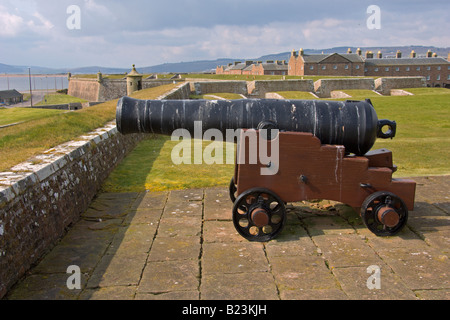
<box><xmin>117</xmin><ymin>97</ymin><xmax>396</xmax><ymax>156</ymax></box>
<box><xmin>116</xmin><ymin>97</ymin><xmax>415</xmax><ymax>241</ymax></box>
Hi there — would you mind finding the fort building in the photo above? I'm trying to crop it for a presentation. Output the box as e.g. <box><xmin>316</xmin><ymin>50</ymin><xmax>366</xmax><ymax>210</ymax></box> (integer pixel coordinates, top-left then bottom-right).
<box><xmin>0</xmin><ymin>89</ymin><xmax>23</xmax><ymax>106</ymax></box>
<box><xmin>217</xmin><ymin>60</ymin><xmax>288</xmax><ymax>76</ymax></box>
<box><xmin>217</xmin><ymin>48</ymin><xmax>450</xmax><ymax>88</ymax></box>
<box><xmin>364</xmin><ymin>50</ymin><xmax>449</xmax><ymax>88</ymax></box>
<box><xmin>288</xmin><ymin>48</ymin><xmax>365</xmax><ymax>77</ymax></box>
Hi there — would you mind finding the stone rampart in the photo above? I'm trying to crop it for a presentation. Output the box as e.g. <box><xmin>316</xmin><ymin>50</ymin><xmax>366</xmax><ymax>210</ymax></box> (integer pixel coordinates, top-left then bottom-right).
<box><xmin>68</xmin><ymin>78</ymin><xmax>185</xmax><ymax>102</ymax></box>
<box><xmin>314</xmin><ymin>78</ymin><xmax>375</xmax><ymax>98</ymax></box>
<box><xmin>193</xmin><ymin>81</ymin><xmax>248</xmax><ymax>96</ymax></box>
<box><xmin>67</xmin><ymin>78</ymin><xmax>99</xmax><ymax>102</ymax></box>
<box><xmin>248</xmin><ymin>80</ymin><xmax>314</xmax><ymax>98</ymax></box>
<box><xmin>374</xmin><ymin>77</ymin><xmax>426</xmax><ymax>95</ymax></box>
<box><xmin>0</xmin><ymin>125</ymin><xmax>144</xmax><ymax>298</ymax></box>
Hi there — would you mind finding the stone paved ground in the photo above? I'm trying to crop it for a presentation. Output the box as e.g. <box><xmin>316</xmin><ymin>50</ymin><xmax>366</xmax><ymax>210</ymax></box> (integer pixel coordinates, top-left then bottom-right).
<box><xmin>4</xmin><ymin>176</ymin><xmax>449</xmax><ymax>300</ymax></box>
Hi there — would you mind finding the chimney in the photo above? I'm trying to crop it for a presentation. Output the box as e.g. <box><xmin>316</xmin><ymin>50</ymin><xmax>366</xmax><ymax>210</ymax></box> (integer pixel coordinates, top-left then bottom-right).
<box><xmin>246</xmin><ymin>61</ymin><xmax>253</xmax><ymax>66</ymax></box>
<box><xmin>299</xmin><ymin>48</ymin><xmax>304</xmax><ymax>56</ymax></box>
<box><xmin>266</xmin><ymin>60</ymin><xmax>274</xmax><ymax>63</ymax></box>
<box><xmin>432</xmin><ymin>52</ymin><xmax>437</xmax><ymax>57</ymax></box>
<box><xmin>356</xmin><ymin>48</ymin><xmax>362</xmax><ymax>56</ymax></box>
<box><xmin>396</xmin><ymin>50</ymin><xmax>402</xmax><ymax>58</ymax></box>
<box><xmin>377</xmin><ymin>51</ymin><xmax>382</xmax><ymax>59</ymax></box>
<box><xmin>426</xmin><ymin>50</ymin><xmax>432</xmax><ymax>58</ymax></box>
<box><xmin>410</xmin><ymin>50</ymin><xmax>416</xmax><ymax>58</ymax></box>
<box><xmin>234</xmin><ymin>61</ymin><xmax>241</xmax><ymax>65</ymax></box>
<box><xmin>291</xmin><ymin>49</ymin><xmax>297</xmax><ymax>57</ymax></box>
<box><xmin>347</xmin><ymin>48</ymin><xmax>352</xmax><ymax>54</ymax></box>
<box><xmin>365</xmin><ymin>51</ymin><xmax>374</xmax><ymax>59</ymax></box>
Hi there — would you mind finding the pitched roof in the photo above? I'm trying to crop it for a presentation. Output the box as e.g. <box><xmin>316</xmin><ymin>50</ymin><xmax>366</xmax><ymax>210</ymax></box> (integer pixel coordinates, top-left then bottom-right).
<box><xmin>364</xmin><ymin>57</ymin><xmax>449</xmax><ymax>66</ymax></box>
<box><xmin>260</xmin><ymin>62</ymin><xmax>288</xmax><ymax>71</ymax></box>
<box><xmin>226</xmin><ymin>62</ymin><xmax>247</xmax><ymax>71</ymax></box>
<box><xmin>0</xmin><ymin>89</ymin><xmax>23</xmax><ymax>99</ymax></box>
<box><xmin>302</xmin><ymin>53</ymin><xmax>364</xmax><ymax>64</ymax></box>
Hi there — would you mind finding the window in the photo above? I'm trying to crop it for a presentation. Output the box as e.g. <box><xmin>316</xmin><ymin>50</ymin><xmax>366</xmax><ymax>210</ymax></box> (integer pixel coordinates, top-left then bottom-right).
<box><xmin>333</xmin><ymin>65</ymin><xmax>337</xmax><ymax>70</ymax></box>
<box><xmin>374</xmin><ymin>68</ymin><xmax>379</xmax><ymax>72</ymax></box>
<box><xmin>355</xmin><ymin>65</ymin><xmax>360</xmax><ymax>69</ymax></box>
<box><xmin>447</xmin><ymin>74</ymin><xmax>450</xmax><ymax>80</ymax></box>
<box><xmin>345</xmin><ymin>65</ymin><xmax>349</xmax><ymax>70</ymax></box>
<box><xmin>426</xmin><ymin>75</ymin><xmax>430</xmax><ymax>80</ymax></box>
<box><xmin>364</xmin><ymin>68</ymin><xmax>368</xmax><ymax>72</ymax></box>
<box><xmin>416</xmin><ymin>66</ymin><xmax>420</xmax><ymax>71</ymax></box>
<box><xmin>437</xmin><ymin>66</ymin><xmax>441</xmax><ymax>70</ymax></box>
<box><xmin>437</xmin><ymin>75</ymin><xmax>440</xmax><ymax>80</ymax></box>
<box><xmin>385</xmin><ymin>67</ymin><xmax>389</xmax><ymax>71</ymax></box>
<box><xmin>310</xmin><ymin>66</ymin><xmax>314</xmax><ymax>70</ymax></box>
<box><xmin>396</xmin><ymin>67</ymin><xmax>400</xmax><ymax>71</ymax></box>
<box><xmin>322</xmin><ymin>65</ymin><xmax>326</xmax><ymax>70</ymax></box>
<box><xmin>426</xmin><ymin>66</ymin><xmax>431</xmax><ymax>71</ymax></box>
<box><xmin>406</xmin><ymin>67</ymin><xmax>410</xmax><ymax>71</ymax></box>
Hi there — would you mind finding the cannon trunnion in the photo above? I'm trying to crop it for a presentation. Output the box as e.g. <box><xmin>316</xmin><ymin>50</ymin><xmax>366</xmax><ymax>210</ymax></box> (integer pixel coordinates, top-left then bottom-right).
<box><xmin>116</xmin><ymin>97</ymin><xmax>416</xmax><ymax>242</ymax></box>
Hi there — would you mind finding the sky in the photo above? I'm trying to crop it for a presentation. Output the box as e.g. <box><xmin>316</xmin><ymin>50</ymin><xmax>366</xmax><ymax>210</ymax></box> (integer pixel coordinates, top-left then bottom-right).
<box><xmin>0</xmin><ymin>0</ymin><xmax>449</xmax><ymax>68</ymax></box>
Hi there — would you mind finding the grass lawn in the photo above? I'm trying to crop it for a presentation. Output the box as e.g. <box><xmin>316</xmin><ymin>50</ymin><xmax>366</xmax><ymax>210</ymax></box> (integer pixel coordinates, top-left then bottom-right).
<box><xmin>370</xmin><ymin>88</ymin><xmax>450</xmax><ymax>177</ymax></box>
<box><xmin>275</xmin><ymin>91</ymin><xmax>318</xmax><ymax>99</ymax></box>
<box><xmin>0</xmin><ymin>83</ymin><xmax>180</xmax><ymax>172</ymax></box>
<box><xmin>36</xmin><ymin>93</ymin><xmax>87</xmax><ymax>106</ymax></box>
<box><xmin>101</xmin><ymin>135</ymin><xmax>235</xmax><ymax>192</ymax></box>
<box><xmin>190</xmin><ymin>92</ymin><xmax>244</xmax><ymax>100</ymax></box>
<box><xmin>0</xmin><ymin>107</ymin><xmax>65</xmax><ymax>126</ymax></box>
<box><xmin>102</xmin><ymin>87</ymin><xmax>450</xmax><ymax>193</ymax></box>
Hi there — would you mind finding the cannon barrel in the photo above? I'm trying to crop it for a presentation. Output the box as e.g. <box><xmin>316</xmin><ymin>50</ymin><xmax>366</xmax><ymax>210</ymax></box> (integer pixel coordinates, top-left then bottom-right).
<box><xmin>116</xmin><ymin>97</ymin><xmax>396</xmax><ymax>155</ymax></box>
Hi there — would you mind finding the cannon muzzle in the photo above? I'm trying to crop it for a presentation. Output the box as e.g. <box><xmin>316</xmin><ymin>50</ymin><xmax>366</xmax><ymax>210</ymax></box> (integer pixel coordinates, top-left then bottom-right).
<box><xmin>116</xmin><ymin>97</ymin><xmax>395</xmax><ymax>155</ymax></box>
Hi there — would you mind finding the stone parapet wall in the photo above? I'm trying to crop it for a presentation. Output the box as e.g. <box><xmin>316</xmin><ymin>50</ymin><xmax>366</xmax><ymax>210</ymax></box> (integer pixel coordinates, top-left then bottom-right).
<box><xmin>248</xmin><ymin>80</ymin><xmax>314</xmax><ymax>98</ymax></box>
<box><xmin>314</xmin><ymin>78</ymin><xmax>375</xmax><ymax>98</ymax></box>
<box><xmin>67</xmin><ymin>78</ymin><xmax>100</xmax><ymax>102</ymax></box>
<box><xmin>192</xmin><ymin>81</ymin><xmax>248</xmax><ymax>96</ymax></box>
<box><xmin>374</xmin><ymin>77</ymin><xmax>426</xmax><ymax>95</ymax></box>
<box><xmin>68</xmin><ymin>78</ymin><xmax>186</xmax><ymax>102</ymax></box>
<box><xmin>159</xmin><ymin>82</ymin><xmax>191</xmax><ymax>99</ymax></box>
<box><xmin>0</xmin><ymin>123</ymin><xmax>145</xmax><ymax>298</ymax></box>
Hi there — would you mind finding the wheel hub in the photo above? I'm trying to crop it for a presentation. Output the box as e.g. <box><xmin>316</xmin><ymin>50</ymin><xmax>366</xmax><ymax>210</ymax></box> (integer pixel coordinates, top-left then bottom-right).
<box><xmin>377</xmin><ymin>206</ymin><xmax>400</xmax><ymax>228</ymax></box>
<box><xmin>250</xmin><ymin>207</ymin><xmax>269</xmax><ymax>227</ymax></box>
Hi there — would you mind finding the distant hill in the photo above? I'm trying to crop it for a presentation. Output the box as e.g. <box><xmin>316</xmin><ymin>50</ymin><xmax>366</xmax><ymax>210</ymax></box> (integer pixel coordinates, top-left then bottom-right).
<box><xmin>1</xmin><ymin>45</ymin><xmax>448</xmax><ymax>75</ymax></box>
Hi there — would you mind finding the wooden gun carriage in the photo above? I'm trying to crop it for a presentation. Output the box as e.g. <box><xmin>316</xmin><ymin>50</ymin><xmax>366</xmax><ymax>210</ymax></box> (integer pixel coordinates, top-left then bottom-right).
<box><xmin>117</xmin><ymin>97</ymin><xmax>416</xmax><ymax>242</ymax></box>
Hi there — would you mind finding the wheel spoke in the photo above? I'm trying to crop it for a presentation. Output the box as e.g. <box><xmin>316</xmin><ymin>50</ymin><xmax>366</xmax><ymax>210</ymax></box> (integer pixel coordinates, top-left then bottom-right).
<box><xmin>361</xmin><ymin>191</ymin><xmax>408</xmax><ymax>237</ymax></box>
<box><xmin>232</xmin><ymin>188</ymin><xmax>286</xmax><ymax>242</ymax></box>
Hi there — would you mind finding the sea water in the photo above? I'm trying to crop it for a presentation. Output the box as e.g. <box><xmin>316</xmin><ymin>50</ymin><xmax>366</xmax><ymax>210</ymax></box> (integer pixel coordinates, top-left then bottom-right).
<box><xmin>0</xmin><ymin>75</ymin><xmax>69</xmax><ymax>92</ymax></box>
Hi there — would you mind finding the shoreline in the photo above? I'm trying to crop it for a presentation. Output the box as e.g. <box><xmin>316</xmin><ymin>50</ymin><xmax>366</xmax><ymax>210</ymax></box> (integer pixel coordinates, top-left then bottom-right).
<box><xmin>0</xmin><ymin>74</ymin><xmax>68</xmax><ymax>78</ymax></box>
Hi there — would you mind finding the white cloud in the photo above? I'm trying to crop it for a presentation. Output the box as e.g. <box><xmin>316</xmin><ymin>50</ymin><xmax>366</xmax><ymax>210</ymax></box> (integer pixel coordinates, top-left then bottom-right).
<box><xmin>0</xmin><ymin>5</ymin><xmax>24</xmax><ymax>37</ymax></box>
<box><xmin>28</xmin><ymin>12</ymin><xmax>54</xmax><ymax>31</ymax></box>
<box><xmin>1</xmin><ymin>0</ymin><xmax>449</xmax><ymax>68</ymax></box>
<box><xmin>84</xmin><ymin>0</ymin><xmax>115</xmax><ymax>18</ymax></box>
